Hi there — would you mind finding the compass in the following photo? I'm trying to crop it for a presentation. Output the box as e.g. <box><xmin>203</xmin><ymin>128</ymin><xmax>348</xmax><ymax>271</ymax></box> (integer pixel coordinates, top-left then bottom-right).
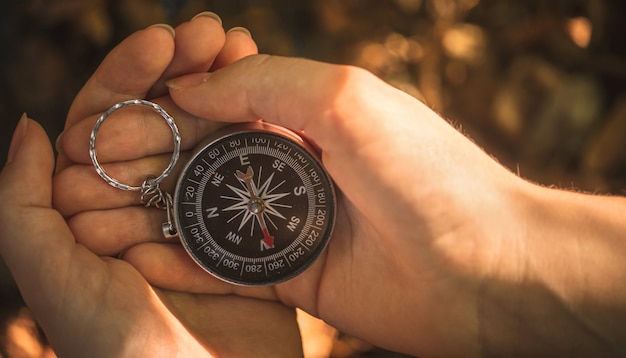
<box><xmin>172</xmin><ymin>121</ymin><xmax>336</xmax><ymax>286</ymax></box>
<box><xmin>90</xmin><ymin>100</ymin><xmax>336</xmax><ymax>286</ymax></box>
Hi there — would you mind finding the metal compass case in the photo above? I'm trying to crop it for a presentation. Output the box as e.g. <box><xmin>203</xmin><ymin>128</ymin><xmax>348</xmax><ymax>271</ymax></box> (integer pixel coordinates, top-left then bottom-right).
<box><xmin>90</xmin><ymin>100</ymin><xmax>336</xmax><ymax>286</ymax></box>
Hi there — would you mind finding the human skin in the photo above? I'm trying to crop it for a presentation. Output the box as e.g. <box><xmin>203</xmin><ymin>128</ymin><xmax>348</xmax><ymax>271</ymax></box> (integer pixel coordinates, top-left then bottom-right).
<box><xmin>0</xmin><ymin>15</ymin><xmax>303</xmax><ymax>358</ymax></box>
<box><xmin>52</xmin><ymin>15</ymin><xmax>626</xmax><ymax>358</ymax></box>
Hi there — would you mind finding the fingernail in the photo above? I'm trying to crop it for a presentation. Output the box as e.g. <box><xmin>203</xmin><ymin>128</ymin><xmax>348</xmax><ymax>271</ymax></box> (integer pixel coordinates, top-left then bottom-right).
<box><xmin>165</xmin><ymin>72</ymin><xmax>213</xmax><ymax>90</ymax></box>
<box><xmin>148</xmin><ymin>23</ymin><xmax>176</xmax><ymax>38</ymax></box>
<box><xmin>7</xmin><ymin>113</ymin><xmax>28</xmax><ymax>164</ymax></box>
<box><xmin>227</xmin><ymin>26</ymin><xmax>253</xmax><ymax>39</ymax></box>
<box><xmin>192</xmin><ymin>11</ymin><xmax>222</xmax><ymax>26</ymax></box>
<box><xmin>55</xmin><ymin>131</ymin><xmax>64</xmax><ymax>155</ymax></box>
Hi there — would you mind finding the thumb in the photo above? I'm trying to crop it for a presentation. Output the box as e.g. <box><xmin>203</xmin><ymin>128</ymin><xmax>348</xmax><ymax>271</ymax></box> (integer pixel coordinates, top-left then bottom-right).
<box><xmin>2</xmin><ymin>114</ymin><xmax>55</xmax><ymax>206</ymax></box>
<box><xmin>0</xmin><ymin>115</ymin><xmax>75</xmax><ymax>300</ymax></box>
<box><xmin>166</xmin><ymin>55</ymin><xmax>360</xmax><ymax>150</ymax></box>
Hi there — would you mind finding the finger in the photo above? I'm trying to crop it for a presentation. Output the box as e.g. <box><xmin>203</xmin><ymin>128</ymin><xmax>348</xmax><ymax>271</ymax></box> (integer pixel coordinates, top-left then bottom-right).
<box><xmin>210</xmin><ymin>27</ymin><xmax>258</xmax><ymax>70</ymax></box>
<box><xmin>66</xmin><ymin>25</ymin><xmax>176</xmax><ymax>128</ymax></box>
<box><xmin>147</xmin><ymin>12</ymin><xmax>226</xmax><ymax>99</ymax></box>
<box><xmin>122</xmin><ymin>242</ymin><xmax>278</xmax><ymax>301</ymax></box>
<box><xmin>159</xmin><ymin>291</ymin><xmax>302</xmax><ymax>358</ymax></box>
<box><xmin>59</xmin><ymin>96</ymin><xmax>224</xmax><ymax>165</ymax></box>
<box><xmin>58</xmin><ymin>15</ymin><xmax>226</xmax><ymax>170</ymax></box>
<box><xmin>68</xmin><ymin>207</ymin><xmax>169</xmax><ymax>256</ymax></box>
<box><xmin>0</xmin><ymin>117</ymin><xmax>91</xmax><ymax>307</ymax></box>
<box><xmin>53</xmin><ymin>152</ymin><xmax>188</xmax><ymax>217</ymax></box>
<box><xmin>166</xmin><ymin>55</ymin><xmax>389</xmax><ymax>150</ymax></box>
<box><xmin>126</xmin><ymin>243</ymin><xmax>234</xmax><ymax>293</ymax></box>
<box><xmin>56</xmin><ymin>25</ymin><xmax>176</xmax><ymax>173</ymax></box>
<box><xmin>1</xmin><ymin>116</ymin><xmax>54</xmax><ymax>204</ymax></box>
<box><xmin>60</xmin><ymin>26</ymin><xmax>258</xmax><ymax>166</ymax></box>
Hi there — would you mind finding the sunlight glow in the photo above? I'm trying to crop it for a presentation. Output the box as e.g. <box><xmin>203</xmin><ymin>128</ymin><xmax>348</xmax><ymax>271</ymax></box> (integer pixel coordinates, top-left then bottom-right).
<box><xmin>566</xmin><ymin>17</ymin><xmax>592</xmax><ymax>48</ymax></box>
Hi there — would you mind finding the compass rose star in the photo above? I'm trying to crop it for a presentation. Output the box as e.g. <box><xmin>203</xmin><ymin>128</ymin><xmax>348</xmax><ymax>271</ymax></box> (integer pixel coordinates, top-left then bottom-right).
<box><xmin>257</xmin><ymin>172</ymin><xmax>291</xmax><ymax>220</ymax></box>
<box><xmin>222</xmin><ymin>184</ymin><xmax>256</xmax><ymax>232</ymax></box>
<box><xmin>221</xmin><ymin>167</ymin><xmax>292</xmax><ymax>236</ymax></box>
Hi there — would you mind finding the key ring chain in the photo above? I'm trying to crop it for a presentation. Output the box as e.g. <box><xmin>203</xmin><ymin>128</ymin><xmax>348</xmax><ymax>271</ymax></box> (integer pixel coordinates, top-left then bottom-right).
<box><xmin>89</xmin><ymin>99</ymin><xmax>181</xmax><ymax>210</ymax></box>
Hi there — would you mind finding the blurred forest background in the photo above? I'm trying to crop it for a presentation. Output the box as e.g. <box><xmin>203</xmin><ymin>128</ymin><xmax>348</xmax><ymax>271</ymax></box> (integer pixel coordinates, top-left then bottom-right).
<box><xmin>1</xmin><ymin>0</ymin><xmax>626</xmax><ymax>357</ymax></box>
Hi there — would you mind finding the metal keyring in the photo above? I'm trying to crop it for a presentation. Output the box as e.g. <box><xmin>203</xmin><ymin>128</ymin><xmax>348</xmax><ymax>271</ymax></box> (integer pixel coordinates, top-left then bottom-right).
<box><xmin>89</xmin><ymin>99</ymin><xmax>181</xmax><ymax>191</ymax></box>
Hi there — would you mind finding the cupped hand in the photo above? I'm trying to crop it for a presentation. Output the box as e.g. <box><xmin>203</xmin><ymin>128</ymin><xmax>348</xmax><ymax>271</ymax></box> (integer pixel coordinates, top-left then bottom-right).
<box><xmin>162</xmin><ymin>57</ymin><xmax>535</xmax><ymax>356</ymax></box>
<box><xmin>57</xmin><ymin>42</ymin><xmax>535</xmax><ymax>357</ymax></box>
<box><xmin>18</xmin><ymin>15</ymin><xmax>303</xmax><ymax>357</ymax></box>
<box><xmin>1</xmin><ymin>116</ymin><xmax>301</xmax><ymax>357</ymax></box>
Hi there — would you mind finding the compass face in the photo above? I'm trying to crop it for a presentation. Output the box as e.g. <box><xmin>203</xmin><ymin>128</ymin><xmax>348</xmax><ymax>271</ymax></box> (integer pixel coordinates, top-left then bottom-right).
<box><xmin>173</xmin><ymin>122</ymin><xmax>336</xmax><ymax>286</ymax></box>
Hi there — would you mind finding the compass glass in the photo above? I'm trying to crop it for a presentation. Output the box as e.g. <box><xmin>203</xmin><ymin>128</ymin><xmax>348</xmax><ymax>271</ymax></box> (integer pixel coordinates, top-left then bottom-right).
<box><xmin>173</xmin><ymin>122</ymin><xmax>336</xmax><ymax>286</ymax></box>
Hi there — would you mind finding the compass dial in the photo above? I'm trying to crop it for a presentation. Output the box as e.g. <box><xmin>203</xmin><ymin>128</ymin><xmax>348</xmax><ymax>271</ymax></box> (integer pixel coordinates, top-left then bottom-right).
<box><xmin>173</xmin><ymin>122</ymin><xmax>336</xmax><ymax>286</ymax></box>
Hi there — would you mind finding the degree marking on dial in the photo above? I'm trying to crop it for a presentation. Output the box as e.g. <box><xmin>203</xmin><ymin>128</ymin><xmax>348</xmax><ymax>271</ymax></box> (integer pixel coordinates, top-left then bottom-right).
<box><xmin>185</xmin><ymin>222</ymin><xmax>201</xmax><ymax>229</ymax></box>
<box><xmin>283</xmin><ymin>253</ymin><xmax>292</xmax><ymax>267</ymax></box>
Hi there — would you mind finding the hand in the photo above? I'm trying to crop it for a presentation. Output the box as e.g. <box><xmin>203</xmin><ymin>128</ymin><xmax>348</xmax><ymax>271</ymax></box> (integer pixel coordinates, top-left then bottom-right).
<box><xmin>165</xmin><ymin>57</ymin><xmax>626</xmax><ymax>357</ymax></box>
<box><xmin>6</xmin><ymin>15</ymin><xmax>302</xmax><ymax>358</ymax></box>
<box><xmin>165</xmin><ymin>56</ymin><xmax>521</xmax><ymax>356</ymax></box>
<box><xmin>55</xmin><ymin>17</ymin><xmax>626</xmax><ymax>358</ymax></box>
